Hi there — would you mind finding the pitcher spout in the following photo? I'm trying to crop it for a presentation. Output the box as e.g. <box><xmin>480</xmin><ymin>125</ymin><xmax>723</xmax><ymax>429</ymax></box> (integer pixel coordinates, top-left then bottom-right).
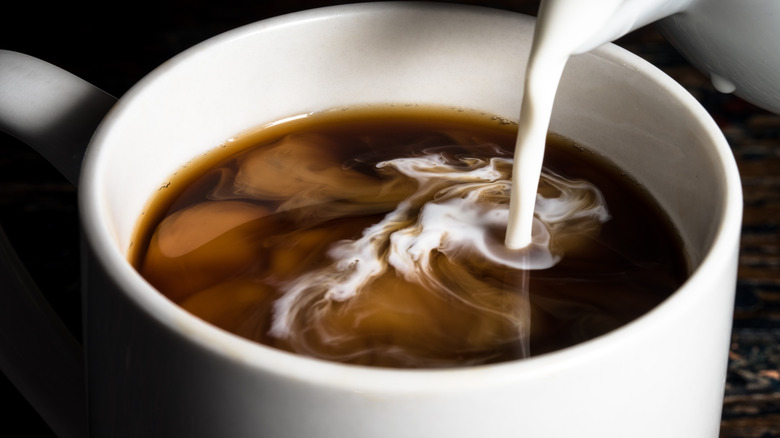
<box><xmin>536</xmin><ymin>0</ymin><xmax>695</xmax><ymax>56</ymax></box>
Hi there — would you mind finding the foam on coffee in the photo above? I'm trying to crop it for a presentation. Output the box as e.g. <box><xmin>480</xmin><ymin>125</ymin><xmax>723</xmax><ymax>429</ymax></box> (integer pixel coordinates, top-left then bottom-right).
<box><xmin>132</xmin><ymin>107</ymin><xmax>686</xmax><ymax>368</ymax></box>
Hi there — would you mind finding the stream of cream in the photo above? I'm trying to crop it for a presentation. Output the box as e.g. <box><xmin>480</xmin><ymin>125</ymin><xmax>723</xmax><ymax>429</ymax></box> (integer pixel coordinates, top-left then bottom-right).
<box><xmin>505</xmin><ymin>0</ymin><xmax>624</xmax><ymax>249</ymax></box>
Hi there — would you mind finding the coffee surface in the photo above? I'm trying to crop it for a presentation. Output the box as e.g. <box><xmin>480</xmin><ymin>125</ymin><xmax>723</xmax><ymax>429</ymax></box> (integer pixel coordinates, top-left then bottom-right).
<box><xmin>130</xmin><ymin>106</ymin><xmax>688</xmax><ymax>368</ymax></box>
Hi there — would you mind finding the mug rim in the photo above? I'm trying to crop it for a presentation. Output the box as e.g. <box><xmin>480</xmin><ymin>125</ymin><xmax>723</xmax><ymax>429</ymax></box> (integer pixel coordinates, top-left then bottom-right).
<box><xmin>79</xmin><ymin>1</ymin><xmax>742</xmax><ymax>391</ymax></box>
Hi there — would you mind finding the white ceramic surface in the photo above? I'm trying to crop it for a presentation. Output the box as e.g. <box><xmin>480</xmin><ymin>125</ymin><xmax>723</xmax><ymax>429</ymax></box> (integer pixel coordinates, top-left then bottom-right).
<box><xmin>0</xmin><ymin>3</ymin><xmax>742</xmax><ymax>437</ymax></box>
<box><xmin>658</xmin><ymin>0</ymin><xmax>780</xmax><ymax>114</ymax></box>
<box><xmin>539</xmin><ymin>0</ymin><xmax>780</xmax><ymax>114</ymax></box>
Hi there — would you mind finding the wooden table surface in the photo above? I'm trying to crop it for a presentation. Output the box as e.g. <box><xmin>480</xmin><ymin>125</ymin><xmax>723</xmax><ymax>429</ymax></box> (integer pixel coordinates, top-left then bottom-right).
<box><xmin>1</xmin><ymin>1</ymin><xmax>778</xmax><ymax>436</ymax></box>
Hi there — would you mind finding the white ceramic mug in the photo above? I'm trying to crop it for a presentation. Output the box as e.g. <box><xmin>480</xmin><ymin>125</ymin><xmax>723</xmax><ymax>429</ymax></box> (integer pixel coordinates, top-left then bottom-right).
<box><xmin>0</xmin><ymin>2</ymin><xmax>742</xmax><ymax>437</ymax></box>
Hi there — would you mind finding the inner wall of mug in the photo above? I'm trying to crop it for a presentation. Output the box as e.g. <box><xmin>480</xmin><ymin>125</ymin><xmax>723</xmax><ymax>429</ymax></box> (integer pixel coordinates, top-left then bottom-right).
<box><xmin>85</xmin><ymin>3</ymin><xmax>728</xmax><ymax>353</ymax></box>
<box><xmin>551</xmin><ymin>46</ymin><xmax>728</xmax><ymax>268</ymax></box>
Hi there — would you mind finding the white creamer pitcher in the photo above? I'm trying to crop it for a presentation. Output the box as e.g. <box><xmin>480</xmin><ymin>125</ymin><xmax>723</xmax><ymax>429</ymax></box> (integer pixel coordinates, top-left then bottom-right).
<box><xmin>539</xmin><ymin>0</ymin><xmax>780</xmax><ymax>114</ymax></box>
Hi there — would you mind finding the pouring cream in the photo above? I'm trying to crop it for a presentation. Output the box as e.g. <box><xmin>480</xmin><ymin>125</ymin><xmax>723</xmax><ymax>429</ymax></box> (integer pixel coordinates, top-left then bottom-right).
<box><xmin>506</xmin><ymin>0</ymin><xmax>623</xmax><ymax>248</ymax></box>
<box><xmin>505</xmin><ymin>0</ymin><xmax>706</xmax><ymax>248</ymax></box>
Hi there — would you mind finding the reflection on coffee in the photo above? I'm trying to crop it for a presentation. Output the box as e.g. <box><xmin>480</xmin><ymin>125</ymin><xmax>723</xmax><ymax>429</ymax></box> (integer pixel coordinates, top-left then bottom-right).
<box><xmin>130</xmin><ymin>106</ymin><xmax>688</xmax><ymax>368</ymax></box>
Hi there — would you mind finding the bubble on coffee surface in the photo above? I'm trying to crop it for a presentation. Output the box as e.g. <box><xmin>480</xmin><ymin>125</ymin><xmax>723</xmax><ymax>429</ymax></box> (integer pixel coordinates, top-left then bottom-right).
<box><xmin>135</xmin><ymin>109</ymin><xmax>686</xmax><ymax>368</ymax></box>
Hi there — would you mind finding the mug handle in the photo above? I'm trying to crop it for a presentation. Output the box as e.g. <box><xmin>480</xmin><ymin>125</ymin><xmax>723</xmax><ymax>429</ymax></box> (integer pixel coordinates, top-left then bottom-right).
<box><xmin>0</xmin><ymin>50</ymin><xmax>116</xmax><ymax>438</ymax></box>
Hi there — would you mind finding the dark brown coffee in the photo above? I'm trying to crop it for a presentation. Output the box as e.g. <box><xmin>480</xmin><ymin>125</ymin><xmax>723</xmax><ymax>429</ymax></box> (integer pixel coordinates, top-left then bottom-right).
<box><xmin>129</xmin><ymin>106</ymin><xmax>688</xmax><ymax>368</ymax></box>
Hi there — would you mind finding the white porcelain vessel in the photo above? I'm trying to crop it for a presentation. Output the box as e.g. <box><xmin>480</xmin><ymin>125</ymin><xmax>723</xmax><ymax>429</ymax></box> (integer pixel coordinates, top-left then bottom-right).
<box><xmin>0</xmin><ymin>3</ymin><xmax>742</xmax><ymax>437</ymax></box>
<box><xmin>540</xmin><ymin>0</ymin><xmax>780</xmax><ymax>114</ymax></box>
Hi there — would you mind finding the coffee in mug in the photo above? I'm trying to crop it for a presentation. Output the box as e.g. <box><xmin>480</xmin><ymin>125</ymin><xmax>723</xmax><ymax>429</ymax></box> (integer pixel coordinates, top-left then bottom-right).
<box><xmin>130</xmin><ymin>105</ymin><xmax>688</xmax><ymax>368</ymax></box>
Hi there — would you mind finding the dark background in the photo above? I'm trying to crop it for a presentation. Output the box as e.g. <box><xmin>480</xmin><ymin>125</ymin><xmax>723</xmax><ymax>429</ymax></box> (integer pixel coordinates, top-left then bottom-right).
<box><xmin>2</xmin><ymin>0</ymin><xmax>779</xmax><ymax>436</ymax></box>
